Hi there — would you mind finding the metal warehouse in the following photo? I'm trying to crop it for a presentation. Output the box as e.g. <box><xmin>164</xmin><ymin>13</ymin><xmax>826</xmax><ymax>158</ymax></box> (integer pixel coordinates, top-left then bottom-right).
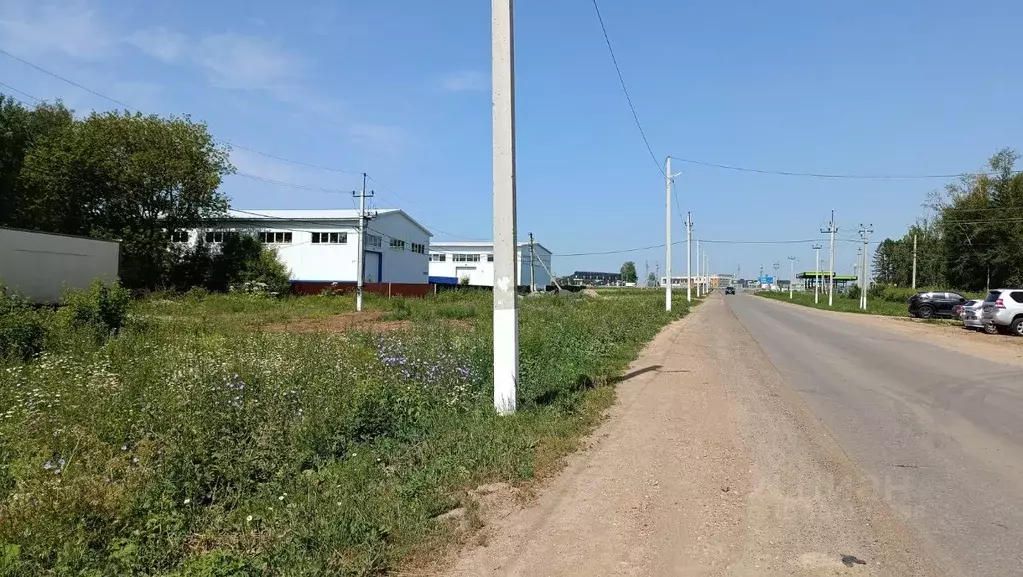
<box><xmin>428</xmin><ymin>241</ymin><xmax>553</xmax><ymax>290</ymax></box>
<box><xmin>183</xmin><ymin>209</ymin><xmax>432</xmax><ymax>293</ymax></box>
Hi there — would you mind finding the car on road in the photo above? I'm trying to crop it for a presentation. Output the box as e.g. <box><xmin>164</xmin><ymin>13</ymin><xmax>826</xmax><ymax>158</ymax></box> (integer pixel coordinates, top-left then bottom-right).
<box><xmin>957</xmin><ymin>300</ymin><xmax>996</xmax><ymax>333</ymax></box>
<box><xmin>981</xmin><ymin>288</ymin><xmax>1023</xmax><ymax>336</ymax></box>
<box><xmin>908</xmin><ymin>291</ymin><xmax>968</xmax><ymax>319</ymax></box>
<box><xmin>725</xmin><ymin>286</ymin><xmax>736</xmax><ymax>295</ymax></box>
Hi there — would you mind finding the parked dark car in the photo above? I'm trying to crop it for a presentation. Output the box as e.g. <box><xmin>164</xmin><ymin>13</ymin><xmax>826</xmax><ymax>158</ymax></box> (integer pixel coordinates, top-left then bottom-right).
<box><xmin>725</xmin><ymin>286</ymin><xmax>736</xmax><ymax>295</ymax></box>
<box><xmin>908</xmin><ymin>291</ymin><xmax>967</xmax><ymax>319</ymax></box>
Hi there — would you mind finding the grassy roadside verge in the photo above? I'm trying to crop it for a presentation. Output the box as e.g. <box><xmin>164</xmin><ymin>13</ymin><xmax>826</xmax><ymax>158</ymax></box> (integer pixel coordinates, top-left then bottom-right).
<box><xmin>1</xmin><ymin>289</ymin><xmax>694</xmax><ymax>576</ymax></box>
<box><xmin>756</xmin><ymin>290</ymin><xmax>910</xmax><ymax>316</ymax></box>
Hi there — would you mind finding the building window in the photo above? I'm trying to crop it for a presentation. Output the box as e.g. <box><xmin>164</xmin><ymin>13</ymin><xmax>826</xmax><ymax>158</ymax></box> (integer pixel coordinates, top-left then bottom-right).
<box><xmin>487</xmin><ymin>253</ymin><xmax>494</xmax><ymax>262</ymax></box>
<box><xmin>430</xmin><ymin>253</ymin><xmax>446</xmax><ymax>262</ymax></box>
<box><xmin>390</xmin><ymin>238</ymin><xmax>406</xmax><ymax>251</ymax></box>
<box><xmin>312</xmin><ymin>232</ymin><xmax>347</xmax><ymax>244</ymax></box>
<box><xmin>366</xmin><ymin>234</ymin><xmax>382</xmax><ymax>248</ymax></box>
<box><xmin>453</xmin><ymin>253</ymin><xmax>481</xmax><ymax>262</ymax></box>
<box><xmin>169</xmin><ymin>231</ymin><xmax>189</xmax><ymax>243</ymax></box>
<box><xmin>258</xmin><ymin>231</ymin><xmax>293</xmax><ymax>244</ymax></box>
<box><xmin>411</xmin><ymin>242</ymin><xmax>426</xmax><ymax>254</ymax></box>
<box><xmin>204</xmin><ymin>231</ymin><xmax>236</xmax><ymax>243</ymax></box>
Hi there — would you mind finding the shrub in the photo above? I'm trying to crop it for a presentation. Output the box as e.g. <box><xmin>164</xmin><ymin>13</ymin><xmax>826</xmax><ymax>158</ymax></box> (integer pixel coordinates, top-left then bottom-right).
<box><xmin>56</xmin><ymin>280</ymin><xmax>132</xmax><ymax>342</ymax></box>
<box><xmin>0</xmin><ymin>288</ymin><xmax>49</xmax><ymax>361</ymax></box>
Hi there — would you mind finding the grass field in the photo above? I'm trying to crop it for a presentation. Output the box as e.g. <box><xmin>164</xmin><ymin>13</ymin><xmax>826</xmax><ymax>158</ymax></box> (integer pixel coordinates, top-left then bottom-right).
<box><xmin>757</xmin><ymin>289</ymin><xmax>911</xmax><ymax>316</ymax></box>
<box><xmin>1</xmin><ymin>289</ymin><xmax>694</xmax><ymax>576</ymax></box>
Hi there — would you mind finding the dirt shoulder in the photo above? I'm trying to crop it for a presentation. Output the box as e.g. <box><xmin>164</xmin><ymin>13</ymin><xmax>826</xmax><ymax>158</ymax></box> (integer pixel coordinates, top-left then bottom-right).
<box><xmin>432</xmin><ymin>296</ymin><xmax>941</xmax><ymax>577</ymax></box>
<box><xmin>761</xmin><ymin>297</ymin><xmax>1023</xmax><ymax>367</ymax></box>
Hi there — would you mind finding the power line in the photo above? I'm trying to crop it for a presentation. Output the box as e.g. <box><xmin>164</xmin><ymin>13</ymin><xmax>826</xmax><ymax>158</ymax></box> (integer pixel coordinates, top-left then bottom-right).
<box><xmin>589</xmin><ymin>0</ymin><xmax>663</xmax><ymax>177</ymax></box>
<box><xmin>669</xmin><ymin>155</ymin><xmax>1016</xmax><ymax>180</ymax></box>
<box><xmin>0</xmin><ymin>47</ymin><xmax>364</xmax><ymax>176</ymax></box>
<box><xmin>0</xmin><ymin>81</ymin><xmax>40</xmax><ymax>103</ymax></box>
<box><xmin>0</xmin><ymin>49</ymin><xmax>485</xmax><ymax>239</ymax></box>
<box><xmin>556</xmin><ymin>236</ymin><xmax>862</xmax><ymax>258</ymax></box>
<box><xmin>234</xmin><ymin>172</ymin><xmax>351</xmax><ymax>194</ymax></box>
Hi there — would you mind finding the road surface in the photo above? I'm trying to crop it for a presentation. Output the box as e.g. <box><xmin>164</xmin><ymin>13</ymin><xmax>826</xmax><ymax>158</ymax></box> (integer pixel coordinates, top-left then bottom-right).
<box><xmin>727</xmin><ymin>294</ymin><xmax>1023</xmax><ymax>577</ymax></box>
<box><xmin>440</xmin><ymin>295</ymin><xmax>952</xmax><ymax>576</ymax></box>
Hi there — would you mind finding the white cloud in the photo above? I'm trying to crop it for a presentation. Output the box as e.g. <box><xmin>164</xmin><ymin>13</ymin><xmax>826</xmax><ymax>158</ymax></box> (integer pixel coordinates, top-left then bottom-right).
<box><xmin>439</xmin><ymin>70</ymin><xmax>488</xmax><ymax>92</ymax></box>
<box><xmin>124</xmin><ymin>27</ymin><xmax>188</xmax><ymax>63</ymax></box>
<box><xmin>0</xmin><ymin>0</ymin><xmax>113</xmax><ymax>59</ymax></box>
<box><xmin>348</xmin><ymin>122</ymin><xmax>408</xmax><ymax>153</ymax></box>
<box><xmin>197</xmin><ymin>33</ymin><xmax>306</xmax><ymax>92</ymax></box>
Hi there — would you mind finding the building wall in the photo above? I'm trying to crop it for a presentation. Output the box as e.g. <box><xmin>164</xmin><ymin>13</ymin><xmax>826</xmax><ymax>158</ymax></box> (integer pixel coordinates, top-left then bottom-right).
<box><xmin>519</xmin><ymin>244</ymin><xmax>553</xmax><ymax>289</ymax></box>
<box><xmin>0</xmin><ymin>228</ymin><xmax>119</xmax><ymax>304</ymax></box>
<box><xmin>186</xmin><ymin>212</ymin><xmax>429</xmax><ymax>285</ymax></box>
<box><xmin>429</xmin><ymin>243</ymin><xmax>553</xmax><ymax>288</ymax></box>
<box><xmin>370</xmin><ymin>212</ymin><xmax>431</xmax><ymax>284</ymax></box>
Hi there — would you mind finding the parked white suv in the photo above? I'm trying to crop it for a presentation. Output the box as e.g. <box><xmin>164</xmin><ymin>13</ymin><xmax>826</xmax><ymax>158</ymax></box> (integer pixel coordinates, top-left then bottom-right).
<box><xmin>981</xmin><ymin>288</ymin><xmax>1023</xmax><ymax>336</ymax></box>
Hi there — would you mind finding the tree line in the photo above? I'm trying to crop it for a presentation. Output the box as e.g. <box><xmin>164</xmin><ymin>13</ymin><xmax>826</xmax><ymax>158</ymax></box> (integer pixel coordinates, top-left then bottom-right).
<box><xmin>0</xmin><ymin>95</ymin><xmax>287</xmax><ymax>292</ymax></box>
<box><xmin>873</xmin><ymin>148</ymin><xmax>1023</xmax><ymax>292</ymax></box>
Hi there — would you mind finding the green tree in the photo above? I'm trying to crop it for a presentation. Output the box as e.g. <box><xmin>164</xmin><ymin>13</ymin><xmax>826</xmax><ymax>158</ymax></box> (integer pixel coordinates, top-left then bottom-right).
<box><xmin>935</xmin><ymin>149</ymin><xmax>1023</xmax><ymax>290</ymax></box>
<box><xmin>646</xmin><ymin>272</ymin><xmax>657</xmax><ymax>287</ymax></box>
<box><xmin>16</xmin><ymin>109</ymin><xmax>233</xmax><ymax>290</ymax></box>
<box><xmin>0</xmin><ymin>96</ymin><xmax>74</xmax><ymax>228</ymax></box>
<box><xmin>620</xmin><ymin>261</ymin><xmax>638</xmax><ymax>284</ymax></box>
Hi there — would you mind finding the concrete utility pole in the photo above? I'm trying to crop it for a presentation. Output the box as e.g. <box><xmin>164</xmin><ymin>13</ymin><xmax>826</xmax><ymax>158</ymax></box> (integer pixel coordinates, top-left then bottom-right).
<box><xmin>705</xmin><ymin>253</ymin><xmax>710</xmax><ymax>292</ymax></box>
<box><xmin>492</xmin><ymin>0</ymin><xmax>518</xmax><ymax>415</ymax></box>
<box><xmin>788</xmin><ymin>256</ymin><xmax>796</xmax><ymax>299</ymax></box>
<box><xmin>696</xmin><ymin>239</ymin><xmax>702</xmax><ymax>297</ymax></box>
<box><xmin>686</xmin><ymin>212</ymin><xmax>693</xmax><ymax>302</ymax></box>
<box><xmin>528</xmin><ymin>232</ymin><xmax>536</xmax><ymax>292</ymax></box>
<box><xmin>354</xmin><ymin>173</ymin><xmax>374</xmax><ymax>312</ymax></box>
<box><xmin>665</xmin><ymin>157</ymin><xmax>673</xmax><ymax>310</ymax></box>
<box><xmin>812</xmin><ymin>243</ymin><xmax>822</xmax><ymax>304</ymax></box>
<box><xmin>859</xmin><ymin>224</ymin><xmax>873</xmax><ymax>310</ymax></box>
<box><xmin>912</xmin><ymin>234</ymin><xmax>918</xmax><ymax>289</ymax></box>
<box><xmin>821</xmin><ymin>211</ymin><xmax>838</xmax><ymax>307</ymax></box>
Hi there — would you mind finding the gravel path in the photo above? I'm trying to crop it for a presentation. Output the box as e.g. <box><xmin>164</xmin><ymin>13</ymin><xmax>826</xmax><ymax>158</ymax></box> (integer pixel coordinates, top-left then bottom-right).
<box><xmin>438</xmin><ymin>295</ymin><xmax>940</xmax><ymax>576</ymax></box>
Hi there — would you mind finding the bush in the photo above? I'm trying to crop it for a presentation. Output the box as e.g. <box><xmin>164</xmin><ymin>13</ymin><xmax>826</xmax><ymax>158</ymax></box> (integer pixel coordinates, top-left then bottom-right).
<box><xmin>0</xmin><ymin>289</ymin><xmax>49</xmax><ymax>361</ymax></box>
<box><xmin>57</xmin><ymin>280</ymin><xmax>132</xmax><ymax>343</ymax></box>
<box><xmin>170</xmin><ymin>235</ymin><xmax>291</xmax><ymax>295</ymax></box>
<box><xmin>846</xmin><ymin>284</ymin><xmax>861</xmax><ymax>301</ymax></box>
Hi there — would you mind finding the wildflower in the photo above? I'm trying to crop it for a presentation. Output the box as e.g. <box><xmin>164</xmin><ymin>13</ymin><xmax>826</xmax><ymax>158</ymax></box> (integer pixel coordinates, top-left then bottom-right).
<box><xmin>43</xmin><ymin>461</ymin><xmax>53</xmax><ymax>470</ymax></box>
<box><xmin>246</xmin><ymin>515</ymin><xmax>254</xmax><ymax>522</ymax></box>
<box><xmin>184</xmin><ymin>498</ymin><xmax>191</xmax><ymax>505</ymax></box>
<box><xmin>121</xmin><ymin>445</ymin><xmax>128</xmax><ymax>451</ymax></box>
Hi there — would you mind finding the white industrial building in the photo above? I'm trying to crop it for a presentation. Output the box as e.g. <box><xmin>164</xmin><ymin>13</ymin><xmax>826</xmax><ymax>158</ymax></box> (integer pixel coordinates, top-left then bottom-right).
<box><xmin>183</xmin><ymin>209</ymin><xmax>432</xmax><ymax>290</ymax></box>
<box><xmin>429</xmin><ymin>241</ymin><xmax>553</xmax><ymax>289</ymax></box>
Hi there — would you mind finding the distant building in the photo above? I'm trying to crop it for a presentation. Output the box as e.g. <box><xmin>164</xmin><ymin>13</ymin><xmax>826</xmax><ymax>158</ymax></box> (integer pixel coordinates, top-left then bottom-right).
<box><xmin>184</xmin><ymin>209</ymin><xmax>432</xmax><ymax>293</ymax></box>
<box><xmin>428</xmin><ymin>241</ymin><xmax>553</xmax><ymax>289</ymax></box>
<box><xmin>661</xmin><ymin>273</ymin><xmax>734</xmax><ymax>287</ymax></box>
<box><xmin>567</xmin><ymin>271</ymin><xmax>622</xmax><ymax>286</ymax></box>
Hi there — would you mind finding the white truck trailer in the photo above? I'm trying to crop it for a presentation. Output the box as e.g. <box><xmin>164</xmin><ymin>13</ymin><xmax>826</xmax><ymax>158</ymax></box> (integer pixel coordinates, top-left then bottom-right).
<box><xmin>0</xmin><ymin>228</ymin><xmax>120</xmax><ymax>304</ymax></box>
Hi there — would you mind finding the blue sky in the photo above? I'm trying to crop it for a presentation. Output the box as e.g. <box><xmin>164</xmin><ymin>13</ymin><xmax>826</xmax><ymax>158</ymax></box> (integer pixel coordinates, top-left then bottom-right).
<box><xmin>2</xmin><ymin>0</ymin><xmax>1021</xmax><ymax>279</ymax></box>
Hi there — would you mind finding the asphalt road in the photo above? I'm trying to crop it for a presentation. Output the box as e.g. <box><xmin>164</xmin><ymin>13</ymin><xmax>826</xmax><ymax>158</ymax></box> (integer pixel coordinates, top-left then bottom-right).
<box><xmin>727</xmin><ymin>294</ymin><xmax>1023</xmax><ymax>577</ymax></box>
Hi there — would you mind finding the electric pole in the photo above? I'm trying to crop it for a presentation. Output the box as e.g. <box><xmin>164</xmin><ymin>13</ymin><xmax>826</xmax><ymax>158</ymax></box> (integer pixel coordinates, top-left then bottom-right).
<box><xmin>492</xmin><ymin>0</ymin><xmax>518</xmax><ymax>415</ymax></box>
<box><xmin>859</xmin><ymin>223</ymin><xmax>873</xmax><ymax>310</ymax></box>
<box><xmin>696</xmin><ymin>239</ymin><xmax>701</xmax><ymax>297</ymax></box>
<box><xmin>705</xmin><ymin>253</ymin><xmax>710</xmax><ymax>292</ymax></box>
<box><xmin>354</xmin><ymin>173</ymin><xmax>374</xmax><ymax>312</ymax></box>
<box><xmin>528</xmin><ymin>232</ymin><xmax>536</xmax><ymax>292</ymax></box>
<box><xmin>665</xmin><ymin>157</ymin><xmax>672</xmax><ymax>310</ymax></box>
<box><xmin>812</xmin><ymin>243</ymin><xmax>822</xmax><ymax>304</ymax></box>
<box><xmin>686</xmin><ymin>212</ymin><xmax>693</xmax><ymax>302</ymax></box>
<box><xmin>644</xmin><ymin>260</ymin><xmax>649</xmax><ymax>288</ymax></box>
<box><xmin>912</xmin><ymin>234</ymin><xmax>918</xmax><ymax>289</ymax></box>
<box><xmin>821</xmin><ymin>211</ymin><xmax>838</xmax><ymax>306</ymax></box>
<box><xmin>788</xmin><ymin>256</ymin><xmax>796</xmax><ymax>299</ymax></box>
